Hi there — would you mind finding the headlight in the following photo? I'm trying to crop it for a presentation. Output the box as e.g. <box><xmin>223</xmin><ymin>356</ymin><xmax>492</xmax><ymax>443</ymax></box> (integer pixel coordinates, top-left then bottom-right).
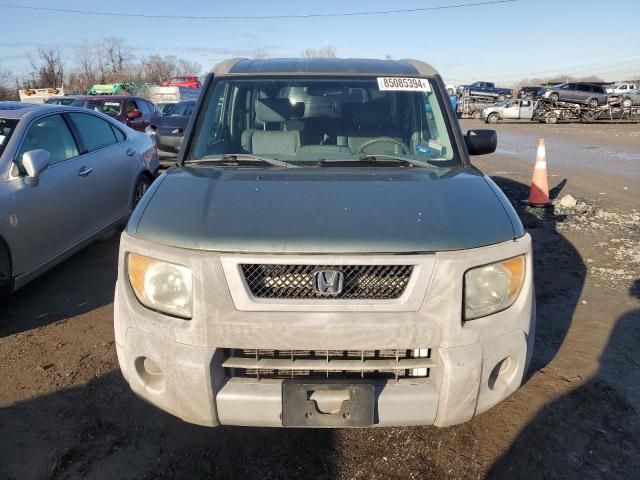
<box><xmin>464</xmin><ymin>255</ymin><xmax>525</xmax><ymax>320</ymax></box>
<box><xmin>127</xmin><ymin>253</ymin><xmax>193</xmax><ymax>318</ymax></box>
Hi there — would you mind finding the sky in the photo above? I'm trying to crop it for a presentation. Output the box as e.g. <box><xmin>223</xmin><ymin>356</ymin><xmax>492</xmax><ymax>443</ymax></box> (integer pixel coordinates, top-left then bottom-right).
<box><xmin>1</xmin><ymin>0</ymin><xmax>639</xmax><ymax>86</ymax></box>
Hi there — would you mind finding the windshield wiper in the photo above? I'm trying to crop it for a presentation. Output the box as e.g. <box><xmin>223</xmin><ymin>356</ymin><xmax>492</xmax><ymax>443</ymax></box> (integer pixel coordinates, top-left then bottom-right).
<box><xmin>317</xmin><ymin>155</ymin><xmax>435</xmax><ymax>168</ymax></box>
<box><xmin>185</xmin><ymin>154</ymin><xmax>297</xmax><ymax>168</ymax></box>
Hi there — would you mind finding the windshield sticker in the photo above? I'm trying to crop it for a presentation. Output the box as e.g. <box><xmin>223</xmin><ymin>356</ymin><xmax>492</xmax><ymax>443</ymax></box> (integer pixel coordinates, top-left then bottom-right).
<box><xmin>415</xmin><ymin>144</ymin><xmax>430</xmax><ymax>154</ymax></box>
<box><xmin>104</xmin><ymin>102</ymin><xmax>120</xmax><ymax>107</ymax></box>
<box><xmin>377</xmin><ymin>77</ymin><xmax>431</xmax><ymax>92</ymax></box>
<box><xmin>428</xmin><ymin>139</ymin><xmax>443</xmax><ymax>152</ymax></box>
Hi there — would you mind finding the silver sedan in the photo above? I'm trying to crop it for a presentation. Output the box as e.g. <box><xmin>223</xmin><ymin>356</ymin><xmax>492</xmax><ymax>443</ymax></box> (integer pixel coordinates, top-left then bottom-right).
<box><xmin>0</xmin><ymin>102</ymin><xmax>159</xmax><ymax>292</ymax></box>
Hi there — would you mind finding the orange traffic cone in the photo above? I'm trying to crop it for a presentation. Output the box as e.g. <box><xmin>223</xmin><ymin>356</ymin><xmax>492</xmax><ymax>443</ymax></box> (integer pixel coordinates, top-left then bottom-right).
<box><xmin>526</xmin><ymin>139</ymin><xmax>550</xmax><ymax>207</ymax></box>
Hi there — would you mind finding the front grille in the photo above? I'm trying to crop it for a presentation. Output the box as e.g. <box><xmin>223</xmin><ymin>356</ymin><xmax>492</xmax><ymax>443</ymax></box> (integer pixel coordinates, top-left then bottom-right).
<box><xmin>241</xmin><ymin>264</ymin><xmax>413</xmax><ymax>300</ymax></box>
<box><xmin>223</xmin><ymin>348</ymin><xmax>432</xmax><ymax>381</ymax></box>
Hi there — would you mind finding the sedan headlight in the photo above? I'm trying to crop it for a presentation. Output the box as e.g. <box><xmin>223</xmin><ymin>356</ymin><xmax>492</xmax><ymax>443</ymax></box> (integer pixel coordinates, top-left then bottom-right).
<box><xmin>127</xmin><ymin>253</ymin><xmax>193</xmax><ymax>318</ymax></box>
<box><xmin>464</xmin><ymin>255</ymin><xmax>525</xmax><ymax>320</ymax></box>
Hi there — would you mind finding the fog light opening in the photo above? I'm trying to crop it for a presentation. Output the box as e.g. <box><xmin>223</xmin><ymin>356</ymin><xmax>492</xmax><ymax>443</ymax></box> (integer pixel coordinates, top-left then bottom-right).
<box><xmin>488</xmin><ymin>357</ymin><xmax>515</xmax><ymax>390</ymax></box>
<box><xmin>135</xmin><ymin>356</ymin><xmax>166</xmax><ymax>392</ymax></box>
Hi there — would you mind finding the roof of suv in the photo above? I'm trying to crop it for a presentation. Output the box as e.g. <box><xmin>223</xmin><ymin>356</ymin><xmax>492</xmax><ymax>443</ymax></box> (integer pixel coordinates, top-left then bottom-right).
<box><xmin>212</xmin><ymin>58</ymin><xmax>438</xmax><ymax>77</ymax></box>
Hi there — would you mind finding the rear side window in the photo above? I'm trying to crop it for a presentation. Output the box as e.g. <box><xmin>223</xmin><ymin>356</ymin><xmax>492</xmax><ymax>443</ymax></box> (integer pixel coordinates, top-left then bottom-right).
<box><xmin>68</xmin><ymin>113</ymin><xmax>117</xmax><ymax>152</ymax></box>
<box><xmin>18</xmin><ymin>114</ymin><xmax>79</xmax><ymax>166</ymax></box>
<box><xmin>111</xmin><ymin>125</ymin><xmax>126</xmax><ymax>142</ymax></box>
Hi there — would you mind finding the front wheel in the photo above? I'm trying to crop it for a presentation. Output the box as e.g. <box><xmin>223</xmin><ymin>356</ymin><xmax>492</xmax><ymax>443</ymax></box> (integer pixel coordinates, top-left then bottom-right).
<box><xmin>133</xmin><ymin>175</ymin><xmax>151</xmax><ymax>209</ymax></box>
<box><xmin>621</xmin><ymin>97</ymin><xmax>633</xmax><ymax>108</ymax></box>
<box><xmin>497</xmin><ymin>94</ymin><xmax>506</xmax><ymax>102</ymax></box>
<box><xmin>472</xmin><ymin>110</ymin><xmax>481</xmax><ymax>119</ymax></box>
<box><xmin>545</xmin><ymin>113</ymin><xmax>559</xmax><ymax>124</ymax></box>
<box><xmin>587</xmin><ymin>97</ymin><xmax>599</xmax><ymax>108</ymax></box>
<box><xmin>549</xmin><ymin>92</ymin><xmax>560</xmax><ymax>103</ymax></box>
<box><xmin>487</xmin><ymin>113</ymin><xmax>500</xmax><ymax>124</ymax></box>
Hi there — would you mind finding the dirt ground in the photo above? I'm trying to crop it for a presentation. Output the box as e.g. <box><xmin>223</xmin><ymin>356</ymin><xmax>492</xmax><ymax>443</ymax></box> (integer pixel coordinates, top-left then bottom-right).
<box><xmin>1</xmin><ymin>120</ymin><xmax>639</xmax><ymax>480</ymax></box>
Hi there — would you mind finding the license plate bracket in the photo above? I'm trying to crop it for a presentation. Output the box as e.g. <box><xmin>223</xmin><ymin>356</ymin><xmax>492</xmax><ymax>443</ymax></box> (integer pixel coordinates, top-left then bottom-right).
<box><xmin>282</xmin><ymin>381</ymin><xmax>375</xmax><ymax>427</ymax></box>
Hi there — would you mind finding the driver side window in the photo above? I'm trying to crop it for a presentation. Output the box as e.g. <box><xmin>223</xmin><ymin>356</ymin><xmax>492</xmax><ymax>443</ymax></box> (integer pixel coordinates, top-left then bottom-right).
<box><xmin>17</xmin><ymin>114</ymin><xmax>79</xmax><ymax>169</ymax></box>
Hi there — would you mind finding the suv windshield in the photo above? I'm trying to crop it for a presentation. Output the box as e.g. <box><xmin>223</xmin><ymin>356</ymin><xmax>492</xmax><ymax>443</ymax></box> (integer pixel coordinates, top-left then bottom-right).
<box><xmin>0</xmin><ymin>118</ymin><xmax>18</xmax><ymax>156</ymax></box>
<box><xmin>187</xmin><ymin>77</ymin><xmax>456</xmax><ymax>165</ymax></box>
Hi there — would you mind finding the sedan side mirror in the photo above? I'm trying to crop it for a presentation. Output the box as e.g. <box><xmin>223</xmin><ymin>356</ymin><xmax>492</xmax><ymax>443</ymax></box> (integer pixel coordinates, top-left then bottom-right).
<box><xmin>22</xmin><ymin>149</ymin><xmax>50</xmax><ymax>186</ymax></box>
<box><xmin>465</xmin><ymin>129</ymin><xmax>497</xmax><ymax>156</ymax></box>
<box><xmin>127</xmin><ymin>109</ymin><xmax>142</xmax><ymax>120</ymax></box>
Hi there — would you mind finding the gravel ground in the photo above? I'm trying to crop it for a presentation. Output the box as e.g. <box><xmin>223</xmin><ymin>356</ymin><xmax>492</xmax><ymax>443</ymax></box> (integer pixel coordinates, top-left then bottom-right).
<box><xmin>1</xmin><ymin>121</ymin><xmax>639</xmax><ymax>480</ymax></box>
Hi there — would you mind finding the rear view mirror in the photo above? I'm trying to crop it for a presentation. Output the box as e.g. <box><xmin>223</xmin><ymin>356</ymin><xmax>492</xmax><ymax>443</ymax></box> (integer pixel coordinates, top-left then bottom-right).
<box><xmin>22</xmin><ymin>149</ymin><xmax>50</xmax><ymax>186</ymax></box>
<box><xmin>465</xmin><ymin>129</ymin><xmax>497</xmax><ymax>156</ymax></box>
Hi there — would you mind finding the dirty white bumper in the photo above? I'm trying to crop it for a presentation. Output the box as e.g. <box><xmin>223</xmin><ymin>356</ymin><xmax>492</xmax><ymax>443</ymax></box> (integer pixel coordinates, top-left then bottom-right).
<box><xmin>114</xmin><ymin>233</ymin><xmax>535</xmax><ymax>428</ymax></box>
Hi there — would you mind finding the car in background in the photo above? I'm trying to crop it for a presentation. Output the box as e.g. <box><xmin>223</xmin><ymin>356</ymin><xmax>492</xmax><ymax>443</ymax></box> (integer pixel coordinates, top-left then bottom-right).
<box><xmin>457</xmin><ymin>81</ymin><xmax>512</xmax><ymax>101</ymax></box>
<box><xmin>161</xmin><ymin>76</ymin><xmax>202</xmax><ymax>89</ymax></box>
<box><xmin>606</xmin><ymin>82</ymin><xmax>637</xmax><ymax>95</ymax></box>
<box><xmin>45</xmin><ymin>95</ymin><xmax>158</xmax><ymax>132</ymax></box>
<box><xmin>157</xmin><ymin>101</ymin><xmax>178</xmax><ymax>115</ymax></box>
<box><xmin>145</xmin><ymin>99</ymin><xmax>196</xmax><ymax>160</ymax></box>
<box><xmin>619</xmin><ymin>88</ymin><xmax>640</xmax><ymax>107</ymax></box>
<box><xmin>516</xmin><ymin>86</ymin><xmax>542</xmax><ymax>99</ymax></box>
<box><xmin>539</xmin><ymin>82</ymin><xmax>608</xmax><ymax>107</ymax></box>
<box><xmin>45</xmin><ymin>95</ymin><xmax>82</xmax><ymax>106</ymax></box>
<box><xmin>0</xmin><ymin>102</ymin><xmax>158</xmax><ymax>292</ymax></box>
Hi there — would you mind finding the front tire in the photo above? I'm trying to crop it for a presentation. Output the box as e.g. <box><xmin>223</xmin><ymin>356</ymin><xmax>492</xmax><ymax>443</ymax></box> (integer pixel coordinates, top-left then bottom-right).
<box><xmin>497</xmin><ymin>94</ymin><xmax>506</xmax><ymax>102</ymax></box>
<box><xmin>621</xmin><ymin>97</ymin><xmax>633</xmax><ymax>108</ymax></box>
<box><xmin>549</xmin><ymin>92</ymin><xmax>560</xmax><ymax>103</ymax></box>
<box><xmin>587</xmin><ymin>97</ymin><xmax>599</xmax><ymax>108</ymax></box>
<box><xmin>133</xmin><ymin>175</ymin><xmax>152</xmax><ymax>209</ymax></box>
<box><xmin>487</xmin><ymin>113</ymin><xmax>500</xmax><ymax>124</ymax></box>
<box><xmin>545</xmin><ymin>113</ymin><xmax>559</xmax><ymax>124</ymax></box>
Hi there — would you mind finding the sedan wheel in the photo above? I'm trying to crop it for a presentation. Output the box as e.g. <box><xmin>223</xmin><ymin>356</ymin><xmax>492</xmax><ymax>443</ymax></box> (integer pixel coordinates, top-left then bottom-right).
<box><xmin>549</xmin><ymin>92</ymin><xmax>559</xmax><ymax>103</ymax></box>
<box><xmin>133</xmin><ymin>176</ymin><xmax>151</xmax><ymax>208</ymax></box>
<box><xmin>587</xmin><ymin>98</ymin><xmax>599</xmax><ymax>108</ymax></box>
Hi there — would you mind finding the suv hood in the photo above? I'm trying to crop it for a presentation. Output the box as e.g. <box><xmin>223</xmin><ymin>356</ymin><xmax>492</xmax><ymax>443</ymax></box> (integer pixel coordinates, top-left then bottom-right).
<box><xmin>128</xmin><ymin>166</ymin><xmax>521</xmax><ymax>253</ymax></box>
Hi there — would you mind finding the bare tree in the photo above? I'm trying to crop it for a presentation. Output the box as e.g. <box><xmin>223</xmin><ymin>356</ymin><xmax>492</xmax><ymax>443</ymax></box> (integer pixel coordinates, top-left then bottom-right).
<box><xmin>384</xmin><ymin>53</ymin><xmax>394</xmax><ymax>60</ymax></box>
<box><xmin>176</xmin><ymin>59</ymin><xmax>202</xmax><ymax>76</ymax></box>
<box><xmin>253</xmin><ymin>47</ymin><xmax>269</xmax><ymax>59</ymax></box>
<box><xmin>101</xmin><ymin>37</ymin><xmax>134</xmax><ymax>81</ymax></box>
<box><xmin>141</xmin><ymin>55</ymin><xmax>178</xmax><ymax>83</ymax></box>
<box><xmin>0</xmin><ymin>64</ymin><xmax>13</xmax><ymax>100</ymax></box>
<box><xmin>29</xmin><ymin>46</ymin><xmax>65</xmax><ymax>88</ymax></box>
<box><xmin>302</xmin><ymin>45</ymin><xmax>337</xmax><ymax>59</ymax></box>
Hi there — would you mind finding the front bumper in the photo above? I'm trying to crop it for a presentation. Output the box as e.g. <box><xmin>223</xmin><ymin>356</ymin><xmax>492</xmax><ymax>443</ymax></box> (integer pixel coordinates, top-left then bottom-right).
<box><xmin>115</xmin><ymin>233</ymin><xmax>535</xmax><ymax>428</ymax></box>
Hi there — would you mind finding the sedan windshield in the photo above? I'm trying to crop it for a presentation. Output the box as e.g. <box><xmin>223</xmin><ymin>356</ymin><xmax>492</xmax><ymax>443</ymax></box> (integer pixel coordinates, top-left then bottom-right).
<box><xmin>0</xmin><ymin>118</ymin><xmax>18</xmax><ymax>156</ymax></box>
<box><xmin>166</xmin><ymin>101</ymin><xmax>195</xmax><ymax>117</ymax></box>
<box><xmin>187</xmin><ymin>77</ymin><xmax>456</xmax><ymax>165</ymax></box>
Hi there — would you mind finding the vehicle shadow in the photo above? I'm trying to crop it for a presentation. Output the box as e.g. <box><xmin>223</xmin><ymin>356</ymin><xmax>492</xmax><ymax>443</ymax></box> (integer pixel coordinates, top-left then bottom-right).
<box><xmin>0</xmin><ymin>236</ymin><xmax>119</xmax><ymax>338</ymax></box>
<box><xmin>491</xmin><ymin>176</ymin><xmax>586</xmax><ymax>376</ymax></box>
<box><xmin>0</xmin><ymin>370</ymin><xmax>337</xmax><ymax>480</ymax></box>
<box><xmin>488</xmin><ymin>279</ymin><xmax>640</xmax><ymax>479</ymax></box>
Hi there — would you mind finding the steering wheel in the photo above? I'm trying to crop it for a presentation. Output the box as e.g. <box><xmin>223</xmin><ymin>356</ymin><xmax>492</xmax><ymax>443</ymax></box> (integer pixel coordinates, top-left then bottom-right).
<box><xmin>356</xmin><ymin>137</ymin><xmax>409</xmax><ymax>155</ymax></box>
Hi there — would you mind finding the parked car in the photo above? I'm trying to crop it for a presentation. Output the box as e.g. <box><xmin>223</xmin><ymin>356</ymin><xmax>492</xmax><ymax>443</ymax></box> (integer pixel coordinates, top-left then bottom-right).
<box><xmin>161</xmin><ymin>76</ymin><xmax>202</xmax><ymax>89</ymax></box>
<box><xmin>516</xmin><ymin>86</ymin><xmax>542</xmax><ymax>99</ymax></box>
<box><xmin>606</xmin><ymin>82</ymin><xmax>637</xmax><ymax>94</ymax></box>
<box><xmin>156</xmin><ymin>101</ymin><xmax>178</xmax><ymax>115</ymax></box>
<box><xmin>482</xmin><ymin>99</ymin><xmax>536</xmax><ymax>123</ymax></box>
<box><xmin>457</xmin><ymin>81</ymin><xmax>512</xmax><ymax>101</ymax></box>
<box><xmin>145</xmin><ymin>99</ymin><xmax>195</xmax><ymax>159</ymax></box>
<box><xmin>619</xmin><ymin>88</ymin><xmax>640</xmax><ymax>107</ymax></box>
<box><xmin>45</xmin><ymin>95</ymin><xmax>82</xmax><ymax>106</ymax></box>
<box><xmin>45</xmin><ymin>95</ymin><xmax>159</xmax><ymax>132</ymax></box>
<box><xmin>0</xmin><ymin>102</ymin><xmax>158</xmax><ymax>292</ymax></box>
<box><xmin>539</xmin><ymin>82</ymin><xmax>609</xmax><ymax>107</ymax></box>
<box><xmin>115</xmin><ymin>58</ymin><xmax>535</xmax><ymax>429</ymax></box>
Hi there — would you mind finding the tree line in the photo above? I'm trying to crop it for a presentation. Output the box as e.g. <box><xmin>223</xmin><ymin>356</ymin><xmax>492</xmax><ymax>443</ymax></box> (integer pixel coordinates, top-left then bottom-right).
<box><xmin>0</xmin><ymin>37</ymin><xmax>202</xmax><ymax>99</ymax></box>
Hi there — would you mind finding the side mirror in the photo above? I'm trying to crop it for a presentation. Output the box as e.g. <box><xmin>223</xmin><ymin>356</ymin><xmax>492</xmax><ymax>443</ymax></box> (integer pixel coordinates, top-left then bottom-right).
<box><xmin>127</xmin><ymin>109</ymin><xmax>142</xmax><ymax>120</ymax></box>
<box><xmin>465</xmin><ymin>129</ymin><xmax>497</xmax><ymax>156</ymax></box>
<box><xmin>22</xmin><ymin>149</ymin><xmax>50</xmax><ymax>186</ymax></box>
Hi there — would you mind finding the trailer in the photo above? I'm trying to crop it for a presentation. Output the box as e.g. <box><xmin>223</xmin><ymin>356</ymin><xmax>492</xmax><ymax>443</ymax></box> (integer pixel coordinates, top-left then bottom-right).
<box><xmin>18</xmin><ymin>87</ymin><xmax>65</xmax><ymax>103</ymax></box>
<box><xmin>456</xmin><ymin>88</ymin><xmax>496</xmax><ymax>119</ymax></box>
<box><xmin>481</xmin><ymin>97</ymin><xmax>640</xmax><ymax>124</ymax></box>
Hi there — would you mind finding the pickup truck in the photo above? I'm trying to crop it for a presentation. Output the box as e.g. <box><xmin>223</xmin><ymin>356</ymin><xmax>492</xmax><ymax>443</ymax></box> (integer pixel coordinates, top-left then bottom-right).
<box><xmin>481</xmin><ymin>99</ymin><xmax>536</xmax><ymax>123</ymax></box>
<box><xmin>458</xmin><ymin>81</ymin><xmax>512</xmax><ymax>101</ymax></box>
